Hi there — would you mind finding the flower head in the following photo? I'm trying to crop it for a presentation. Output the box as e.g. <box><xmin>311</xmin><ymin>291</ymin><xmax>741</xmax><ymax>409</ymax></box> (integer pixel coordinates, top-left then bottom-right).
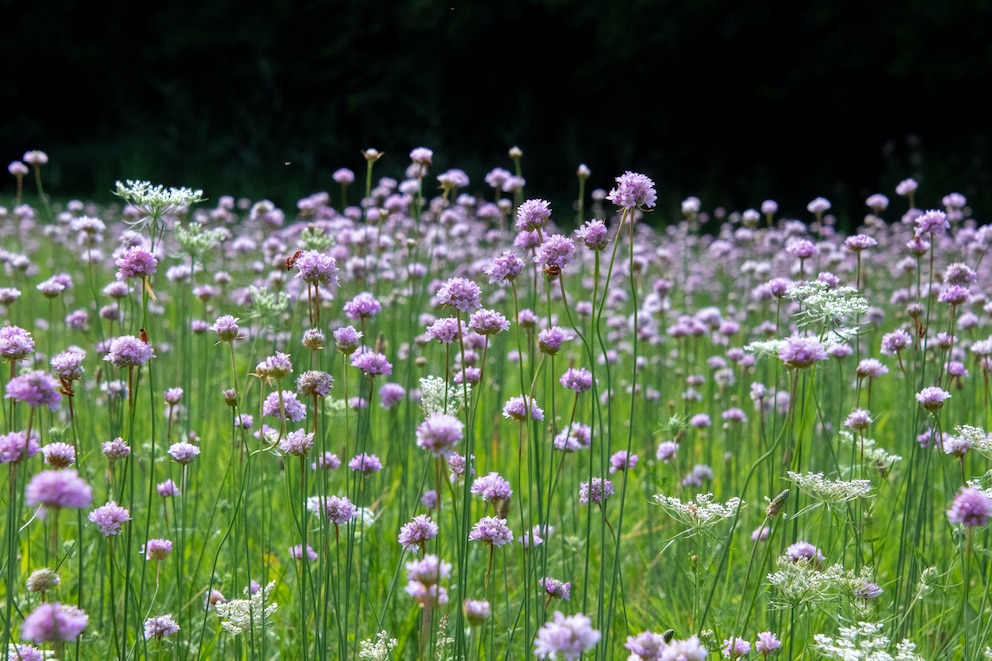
<box><xmin>104</xmin><ymin>335</ymin><xmax>155</xmax><ymax>368</ymax></box>
<box><xmin>144</xmin><ymin>614</ymin><xmax>180</xmax><ymax>640</ymax></box>
<box><xmin>88</xmin><ymin>501</ymin><xmax>131</xmax><ymax>536</ymax></box>
<box><xmin>534</xmin><ymin>611</ymin><xmax>601</xmax><ymax>660</ymax></box>
<box><xmin>5</xmin><ymin>371</ymin><xmax>61</xmax><ymax>410</ymax></box>
<box><xmin>398</xmin><ymin>514</ymin><xmax>438</xmax><ymax>552</ymax></box>
<box><xmin>579</xmin><ymin>477</ymin><xmax>614</xmax><ymax>505</ymax></box>
<box><xmin>947</xmin><ymin>487</ymin><xmax>992</xmax><ymax>527</ymax></box>
<box><xmin>20</xmin><ymin>602</ymin><xmax>88</xmax><ymax>643</ymax></box>
<box><xmin>416</xmin><ymin>413</ymin><xmax>464</xmax><ymax>456</ymax></box>
<box><xmin>607</xmin><ymin>171</ymin><xmax>657</xmax><ymax>210</ymax></box>
<box><xmin>25</xmin><ymin>469</ymin><xmax>93</xmax><ymax>512</ymax></box>
<box><xmin>435</xmin><ymin>277</ymin><xmax>482</xmax><ymax>313</ymax></box>
<box><xmin>469</xmin><ymin>516</ymin><xmax>513</xmax><ymax>547</ymax></box>
<box><xmin>115</xmin><ymin>246</ymin><xmax>158</xmax><ymax>280</ymax></box>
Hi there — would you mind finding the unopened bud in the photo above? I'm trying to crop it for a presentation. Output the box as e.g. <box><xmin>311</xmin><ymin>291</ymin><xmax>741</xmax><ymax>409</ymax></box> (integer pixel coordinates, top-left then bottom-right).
<box><xmin>766</xmin><ymin>489</ymin><xmax>790</xmax><ymax>518</ymax></box>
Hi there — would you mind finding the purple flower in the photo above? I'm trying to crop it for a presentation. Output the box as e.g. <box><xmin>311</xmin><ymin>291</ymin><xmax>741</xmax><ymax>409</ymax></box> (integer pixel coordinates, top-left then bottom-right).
<box><xmin>25</xmin><ymin>469</ymin><xmax>93</xmax><ymax>512</ymax></box>
<box><xmin>350</xmin><ymin>350</ymin><xmax>392</xmax><ymax>376</ymax></box>
<box><xmin>624</xmin><ymin>631</ymin><xmax>667</xmax><ymax>660</ymax></box>
<box><xmin>855</xmin><ymin>359</ymin><xmax>888</xmax><ymax>379</ymax></box>
<box><xmin>553</xmin><ymin>423</ymin><xmax>592</xmax><ymax>452</ymax></box>
<box><xmin>535</xmin><ymin>234</ymin><xmax>576</xmax><ymax>271</ymax></box>
<box><xmin>333</xmin><ymin>326</ymin><xmax>363</xmax><ymax>354</ymax></box>
<box><xmin>853</xmin><ymin>581</ymin><xmax>883</xmax><ymax>599</ymax></box>
<box><xmin>560</xmin><ymin>367</ymin><xmax>594</xmax><ymax>393</ymax></box>
<box><xmin>8</xmin><ymin>644</ymin><xmax>44</xmax><ymax>661</ymax></box>
<box><xmin>880</xmin><ymin>329</ymin><xmax>912</xmax><ymax>355</ymax></box>
<box><xmin>785</xmin><ymin>541</ymin><xmax>825</xmax><ymax>564</ymax></box>
<box><xmin>539</xmin><ymin>577</ymin><xmax>571</xmax><ymax>600</ymax></box>
<box><xmin>5</xmin><ymin>370</ymin><xmax>62</xmax><ymax>410</ymax></box>
<box><xmin>502</xmin><ymin>395</ymin><xmax>544</xmax><ymax>421</ymax></box>
<box><xmin>416</xmin><ymin>413</ymin><xmax>464</xmax><ymax>456</ymax></box>
<box><xmin>311</xmin><ymin>451</ymin><xmax>340</xmax><ymax>471</ymax></box>
<box><xmin>42</xmin><ymin>442</ymin><xmax>75</xmax><ymax>469</ymax></box>
<box><xmin>262</xmin><ymin>390</ymin><xmax>306</xmax><ymax>422</ymax></box>
<box><xmin>168</xmin><ymin>442</ymin><xmax>200</xmax><ymax>464</ymax></box>
<box><xmin>579</xmin><ymin>477</ymin><xmax>614</xmax><ymax>505</ymax></box>
<box><xmin>916</xmin><ymin>386</ymin><xmax>951</xmax><ymax>413</ymax></box>
<box><xmin>469</xmin><ymin>516</ymin><xmax>513</xmax><ymax>547</ymax></box>
<box><xmin>296</xmin><ymin>370</ymin><xmax>333</xmax><ymax>397</ymax></box>
<box><xmin>786</xmin><ymin>238</ymin><xmax>818</xmax><ymax>259</ymax></box>
<box><xmin>20</xmin><ymin>602</ymin><xmax>88</xmax><ymax>643</ymax></box>
<box><xmin>608</xmin><ymin>450</ymin><xmax>638</xmax><ymax>473</ymax></box>
<box><xmin>946</xmin><ymin>487</ymin><xmax>992</xmax><ymax>527</ymax></box>
<box><xmin>755</xmin><ymin>631</ymin><xmax>781</xmax><ymax>656</ymax></box>
<box><xmin>471</xmin><ymin>472</ymin><xmax>512</xmax><ymax>503</ymax></box>
<box><xmin>534</xmin><ymin>611</ymin><xmax>601</xmax><ymax>660</ymax></box>
<box><xmin>157</xmin><ymin>479</ymin><xmax>180</xmax><ymax>497</ymax></box>
<box><xmin>778</xmin><ymin>336</ymin><xmax>827</xmax><ymax>369</ymax></box>
<box><xmin>463</xmin><ymin>599</ymin><xmax>492</xmax><ymax>626</ymax></box>
<box><xmin>915</xmin><ymin>209</ymin><xmax>949</xmax><ymax>237</ymax></box>
<box><xmin>211</xmin><ymin>315</ymin><xmax>240</xmax><ymax>342</ymax></box>
<box><xmin>575</xmin><ymin>219</ymin><xmax>609</xmax><ymax>251</ymax></box>
<box><xmin>88</xmin><ymin>501</ymin><xmax>131</xmax><ymax>536</ymax></box>
<box><xmin>515</xmin><ymin>199</ymin><xmax>552</xmax><ymax>231</ymax></box>
<box><xmin>343</xmin><ymin>292</ymin><xmax>382</xmax><ymax>321</ymax></box>
<box><xmin>607</xmin><ymin>171</ymin><xmax>657</xmax><ymax>210</ymax></box>
<box><xmin>308</xmin><ymin>495</ymin><xmax>358</xmax><ymax>524</ymax></box>
<box><xmin>375</xmin><ymin>382</ymin><xmax>404</xmax><ymax>409</ymax></box>
<box><xmin>435</xmin><ymin>277</ymin><xmax>482</xmax><ymax>313</ymax></box>
<box><xmin>143</xmin><ymin>538</ymin><xmax>173</xmax><ymax>561</ymax></box>
<box><xmin>115</xmin><ymin>246</ymin><xmax>158</xmax><ymax>280</ymax></box>
<box><xmin>163</xmin><ymin>387</ymin><xmax>183</xmax><ymax>405</ymax></box>
<box><xmin>104</xmin><ymin>335</ymin><xmax>155</xmax><ymax>368</ymax></box>
<box><xmin>537</xmin><ymin>326</ymin><xmax>573</xmax><ymax>355</ymax></box>
<box><xmin>845</xmin><ymin>234</ymin><xmax>878</xmax><ymax>252</ymax></box>
<box><xmin>349</xmin><ymin>452</ymin><xmax>383</xmax><ymax>474</ymax></box>
<box><xmin>289</xmin><ymin>544</ymin><xmax>318</xmax><ymax>561</ymax></box>
<box><xmin>293</xmin><ymin>250</ymin><xmax>340</xmax><ymax>289</ymax></box>
<box><xmin>425</xmin><ymin>317</ymin><xmax>465</xmax><ymax>344</ymax></box>
<box><xmin>469</xmin><ymin>308</ymin><xmax>510</xmax><ymax>336</ymax></box>
<box><xmin>0</xmin><ymin>430</ymin><xmax>40</xmax><ymax>464</ymax></box>
<box><xmin>656</xmin><ymin>441</ymin><xmax>679</xmax><ymax>463</ymax></box>
<box><xmin>484</xmin><ymin>251</ymin><xmax>525</xmax><ymax>284</ymax></box>
<box><xmin>397</xmin><ymin>514</ymin><xmax>439</xmax><ymax>552</ymax></box>
<box><xmin>256</xmin><ymin>351</ymin><xmax>293</xmax><ymax>380</ymax></box>
<box><xmin>0</xmin><ymin>325</ymin><xmax>34</xmax><ymax>361</ymax></box>
<box><xmin>406</xmin><ymin>554</ymin><xmax>451</xmax><ymax>585</ymax></box>
<box><xmin>279</xmin><ymin>429</ymin><xmax>315</xmax><ymax>456</ymax></box>
<box><xmin>143</xmin><ymin>614</ymin><xmax>180</xmax><ymax>640</ymax></box>
<box><xmin>722</xmin><ymin>636</ymin><xmax>751</xmax><ymax>659</ymax></box>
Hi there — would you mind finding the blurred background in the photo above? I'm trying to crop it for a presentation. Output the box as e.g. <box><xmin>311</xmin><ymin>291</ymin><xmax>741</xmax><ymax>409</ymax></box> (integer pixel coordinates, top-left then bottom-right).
<box><xmin>4</xmin><ymin>0</ymin><xmax>991</xmax><ymax>226</ymax></box>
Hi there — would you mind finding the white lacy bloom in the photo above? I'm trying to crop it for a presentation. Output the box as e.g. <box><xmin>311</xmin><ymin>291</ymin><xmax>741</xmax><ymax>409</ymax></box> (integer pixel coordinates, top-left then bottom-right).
<box><xmin>813</xmin><ymin>621</ymin><xmax>923</xmax><ymax>660</ymax></box>
<box><xmin>653</xmin><ymin>492</ymin><xmax>744</xmax><ymax>541</ymax></box>
<box><xmin>788</xmin><ymin>280</ymin><xmax>870</xmax><ymax>336</ymax></box>
<box><xmin>786</xmin><ymin>471</ymin><xmax>873</xmax><ymax>511</ymax></box>
<box><xmin>419</xmin><ymin>375</ymin><xmax>469</xmax><ymax>415</ymax></box>
<box><xmin>956</xmin><ymin>424</ymin><xmax>992</xmax><ymax>460</ymax></box>
<box><xmin>743</xmin><ymin>339</ymin><xmax>787</xmax><ymax>360</ymax></box>
<box><xmin>767</xmin><ymin>556</ymin><xmax>847</xmax><ymax>608</ymax></box>
<box><xmin>836</xmin><ymin>431</ymin><xmax>902</xmax><ymax>474</ymax></box>
<box><xmin>114</xmin><ymin>180</ymin><xmax>204</xmax><ymax>231</ymax></box>
<box><xmin>358</xmin><ymin>630</ymin><xmax>398</xmax><ymax>660</ymax></box>
<box><xmin>215</xmin><ymin>581</ymin><xmax>279</xmax><ymax>636</ymax></box>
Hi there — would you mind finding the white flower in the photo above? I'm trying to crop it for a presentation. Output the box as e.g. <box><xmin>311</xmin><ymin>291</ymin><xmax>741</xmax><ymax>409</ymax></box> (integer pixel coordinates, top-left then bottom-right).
<box><xmin>836</xmin><ymin>431</ymin><xmax>902</xmax><ymax>474</ymax></box>
<box><xmin>215</xmin><ymin>581</ymin><xmax>279</xmax><ymax>636</ymax></box>
<box><xmin>788</xmin><ymin>280</ymin><xmax>870</xmax><ymax>337</ymax></box>
<box><xmin>358</xmin><ymin>630</ymin><xmax>398</xmax><ymax>661</ymax></box>
<box><xmin>419</xmin><ymin>375</ymin><xmax>469</xmax><ymax>416</ymax></box>
<box><xmin>813</xmin><ymin>621</ymin><xmax>923</xmax><ymax>660</ymax></box>
<box><xmin>653</xmin><ymin>492</ymin><xmax>744</xmax><ymax>547</ymax></box>
<box><xmin>956</xmin><ymin>424</ymin><xmax>992</xmax><ymax>460</ymax></box>
<box><xmin>786</xmin><ymin>471</ymin><xmax>873</xmax><ymax>514</ymax></box>
<box><xmin>767</xmin><ymin>556</ymin><xmax>847</xmax><ymax>608</ymax></box>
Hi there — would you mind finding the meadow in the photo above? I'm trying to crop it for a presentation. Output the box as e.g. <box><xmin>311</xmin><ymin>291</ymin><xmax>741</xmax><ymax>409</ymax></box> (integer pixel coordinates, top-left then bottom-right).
<box><xmin>1</xmin><ymin>148</ymin><xmax>991</xmax><ymax>660</ymax></box>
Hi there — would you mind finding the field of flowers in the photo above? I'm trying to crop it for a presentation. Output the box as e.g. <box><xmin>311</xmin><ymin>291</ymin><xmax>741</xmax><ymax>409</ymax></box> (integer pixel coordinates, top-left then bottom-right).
<box><xmin>2</xmin><ymin>148</ymin><xmax>991</xmax><ymax>660</ymax></box>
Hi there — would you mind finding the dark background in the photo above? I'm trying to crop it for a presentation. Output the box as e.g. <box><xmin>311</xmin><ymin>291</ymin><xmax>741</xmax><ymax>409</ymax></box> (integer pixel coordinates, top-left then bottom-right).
<box><xmin>4</xmin><ymin>0</ymin><xmax>991</xmax><ymax>226</ymax></box>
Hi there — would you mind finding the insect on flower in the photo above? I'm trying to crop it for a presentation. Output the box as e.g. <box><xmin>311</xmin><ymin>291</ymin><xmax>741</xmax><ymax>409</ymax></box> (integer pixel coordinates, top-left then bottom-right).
<box><xmin>139</xmin><ymin>328</ymin><xmax>149</xmax><ymax>344</ymax></box>
<box><xmin>285</xmin><ymin>250</ymin><xmax>303</xmax><ymax>270</ymax></box>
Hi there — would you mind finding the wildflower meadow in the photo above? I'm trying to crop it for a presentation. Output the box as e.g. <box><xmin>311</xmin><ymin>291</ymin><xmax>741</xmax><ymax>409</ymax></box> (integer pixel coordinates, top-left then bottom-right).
<box><xmin>2</xmin><ymin>148</ymin><xmax>992</xmax><ymax>660</ymax></box>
